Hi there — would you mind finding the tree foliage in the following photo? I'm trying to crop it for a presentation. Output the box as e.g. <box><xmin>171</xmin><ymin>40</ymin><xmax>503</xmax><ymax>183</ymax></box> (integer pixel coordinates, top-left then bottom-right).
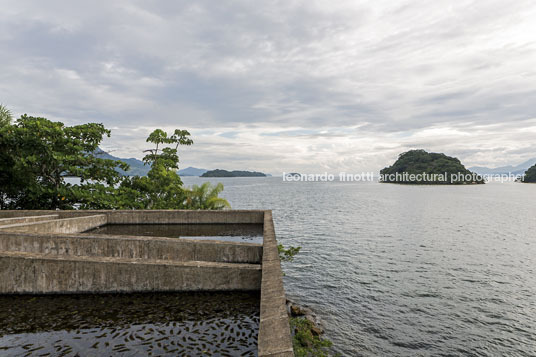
<box><xmin>380</xmin><ymin>149</ymin><xmax>484</xmax><ymax>184</ymax></box>
<box><xmin>0</xmin><ymin>115</ymin><xmax>128</xmax><ymax>209</ymax></box>
<box><xmin>522</xmin><ymin>164</ymin><xmax>536</xmax><ymax>183</ymax></box>
<box><xmin>120</xmin><ymin>129</ymin><xmax>195</xmax><ymax>209</ymax></box>
<box><xmin>278</xmin><ymin>244</ymin><xmax>301</xmax><ymax>262</ymax></box>
<box><xmin>0</xmin><ymin>104</ymin><xmax>12</xmax><ymax>127</ymax></box>
<box><xmin>185</xmin><ymin>182</ymin><xmax>231</xmax><ymax>210</ymax></box>
<box><xmin>0</xmin><ymin>114</ymin><xmax>230</xmax><ymax>210</ymax></box>
<box><xmin>290</xmin><ymin>317</ymin><xmax>333</xmax><ymax>357</ymax></box>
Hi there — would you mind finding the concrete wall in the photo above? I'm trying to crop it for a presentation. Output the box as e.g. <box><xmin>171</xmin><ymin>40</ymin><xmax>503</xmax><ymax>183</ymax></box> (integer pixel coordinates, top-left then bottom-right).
<box><xmin>0</xmin><ymin>210</ymin><xmax>265</xmax><ymax>224</ymax></box>
<box><xmin>0</xmin><ymin>251</ymin><xmax>261</xmax><ymax>293</ymax></box>
<box><xmin>0</xmin><ymin>211</ymin><xmax>62</xmax><ymax>219</ymax></box>
<box><xmin>0</xmin><ymin>215</ymin><xmax>59</xmax><ymax>226</ymax></box>
<box><xmin>106</xmin><ymin>210</ymin><xmax>265</xmax><ymax>224</ymax></box>
<box><xmin>0</xmin><ymin>232</ymin><xmax>262</xmax><ymax>264</ymax></box>
<box><xmin>0</xmin><ymin>215</ymin><xmax>107</xmax><ymax>234</ymax></box>
<box><xmin>258</xmin><ymin>211</ymin><xmax>294</xmax><ymax>357</ymax></box>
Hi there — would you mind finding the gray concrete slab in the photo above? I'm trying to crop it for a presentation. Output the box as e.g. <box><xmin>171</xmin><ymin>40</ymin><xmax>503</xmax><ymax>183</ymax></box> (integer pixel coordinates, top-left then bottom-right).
<box><xmin>0</xmin><ymin>231</ymin><xmax>262</xmax><ymax>263</ymax></box>
<box><xmin>0</xmin><ymin>251</ymin><xmax>261</xmax><ymax>293</ymax></box>
<box><xmin>0</xmin><ymin>215</ymin><xmax>59</xmax><ymax>226</ymax></box>
<box><xmin>0</xmin><ymin>215</ymin><xmax>107</xmax><ymax>234</ymax></box>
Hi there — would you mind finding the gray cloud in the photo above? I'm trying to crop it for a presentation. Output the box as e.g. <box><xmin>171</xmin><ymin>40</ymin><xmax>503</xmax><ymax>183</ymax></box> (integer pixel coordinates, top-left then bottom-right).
<box><xmin>1</xmin><ymin>0</ymin><xmax>536</xmax><ymax>173</ymax></box>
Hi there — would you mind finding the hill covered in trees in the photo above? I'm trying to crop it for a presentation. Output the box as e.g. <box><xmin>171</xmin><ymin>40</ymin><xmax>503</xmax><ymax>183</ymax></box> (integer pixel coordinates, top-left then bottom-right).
<box><xmin>380</xmin><ymin>149</ymin><xmax>484</xmax><ymax>184</ymax></box>
<box><xmin>522</xmin><ymin>164</ymin><xmax>536</xmax><ymax>183</ymax></box>
<box><xmin>201</xmin><ymin>169</ymin><xmax>266</xmax><ymax>177</ymax></box>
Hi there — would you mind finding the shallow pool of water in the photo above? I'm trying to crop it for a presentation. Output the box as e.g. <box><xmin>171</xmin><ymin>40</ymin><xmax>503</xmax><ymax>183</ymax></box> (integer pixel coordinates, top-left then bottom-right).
<box><xmin>0</xmin><ymin>292</ymin><xmax>259</xmax><ymax>356</ymax></box>
<box><xmin>85</xmin><ymin>223</ymin><xmax>264</xmax><ymax>243</ymax></box>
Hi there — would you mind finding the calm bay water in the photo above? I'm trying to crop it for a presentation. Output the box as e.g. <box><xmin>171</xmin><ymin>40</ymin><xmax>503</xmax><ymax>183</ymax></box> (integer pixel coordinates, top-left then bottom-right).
<box><xmin>183</xmin><ymin>177</ymin><xmax>536</xmax><ymax>356</ymax></box>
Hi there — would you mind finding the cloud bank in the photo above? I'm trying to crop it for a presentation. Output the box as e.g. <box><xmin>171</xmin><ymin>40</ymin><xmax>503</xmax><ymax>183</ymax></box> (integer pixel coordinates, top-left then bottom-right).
<box><xmin>1</xmin><ymin>0</ymin><xmax>536</xmax><ymax>173</ymax></box>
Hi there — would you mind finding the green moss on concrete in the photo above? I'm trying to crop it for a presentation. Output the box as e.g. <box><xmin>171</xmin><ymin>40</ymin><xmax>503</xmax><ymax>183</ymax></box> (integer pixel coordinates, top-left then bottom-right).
<box><xmin>290</xmin><ymin>317</ymin><xmax>333</xmax><ymax>357</ymax></box>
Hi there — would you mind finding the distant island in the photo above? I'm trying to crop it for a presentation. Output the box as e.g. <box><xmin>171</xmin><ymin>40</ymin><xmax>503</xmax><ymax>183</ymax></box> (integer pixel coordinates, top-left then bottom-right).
<box><xmin>380</xmin><ymin>149</ymin><xmax>485</xmax><ymax>184</ymax></box>
<box><xmin>201</xmin><ymin>169</ymin><xmax>267</xmax><ymax>177</ymax></box>
<box><xmin>522</xmin><ymin>164</ymin><xmax>536</xmax><ymax>183</ymax></box>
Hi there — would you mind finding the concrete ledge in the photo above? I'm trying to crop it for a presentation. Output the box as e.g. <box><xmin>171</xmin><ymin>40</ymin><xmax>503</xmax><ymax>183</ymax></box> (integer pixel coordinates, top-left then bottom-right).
<box><xmin>106</xmin><ymin>210</ymin><xmax>265</xmax><ymax>224</ymax></box>
<box><xmin>0</xmin><ymin>215</ymin><xmax>107</xmax><ymax>234</ymax></box>
<box><xmin>0</xmin><ymin>232</ymin><xmax>262</xmax><ymax>264</ymax></box>
<box><xmin>0</xmin><ymin>251</ymin><xmax>261</xmax><ymax>294</ymax></box>
<box><xmin>258</xmin><ymin>211</ymin><xmax>294</xmax><ymax>357</ymax></box>
<box><xmin>0</xmin><ymin>210</ymin><xmax>265</xmax><ymax>224</ymax></box>
<box><xmin>0</xmin><ymin>212</ymin><xmax>61</xmax><ymax>219</ymax></box>
<box><xmin>0</xmin><ymin>215</ymin><xmax>59</xmax><ymax>226</ymax></box>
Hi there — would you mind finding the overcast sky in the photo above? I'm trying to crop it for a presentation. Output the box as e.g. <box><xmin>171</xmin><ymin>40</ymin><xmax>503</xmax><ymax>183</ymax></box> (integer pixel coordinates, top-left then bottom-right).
<box><xmin>1</xmin><ymin>0</ymin><xmax>536</xmax><ymax>174</ymax></box>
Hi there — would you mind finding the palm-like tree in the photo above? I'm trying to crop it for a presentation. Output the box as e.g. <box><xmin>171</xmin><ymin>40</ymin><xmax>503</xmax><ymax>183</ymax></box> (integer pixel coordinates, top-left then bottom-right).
<box><xmin>0</xmin><ymin>104</ymin><xmax>13</xmax><ymax>127</ymax></box>
<box><xmin>185</xmin><ymin>182</ymin><xmax>230</xmax><ymax>210</ymax></box>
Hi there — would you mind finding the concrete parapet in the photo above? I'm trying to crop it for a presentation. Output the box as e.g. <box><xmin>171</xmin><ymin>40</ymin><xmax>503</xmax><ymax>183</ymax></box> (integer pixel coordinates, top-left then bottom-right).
<box><xmin>106</xmin><ymin>210</ymin><xmax>265</xmax><ymax>224</ymax></box>
<box><xmin>0</xmin><ymin>211</ymin><xmax>60</xmax><ymax>219</ymax></box>
<box><xmin>0</xmin><ymin>215</ymin><xmax>59</xmax><ymax>226</ymax></box>
<box><xmin>258</xmin><ymin>210</ymin><xmax>294</xmax><ymax>357</ymax></box>
<box><xmin>0</xmin><ymin>210</ymin><xmax>265</xmax><ymax>224</ymax></box>
<box><xmin>0</xmin><ymin>251</ymin><xmax>261</xmax><ymax>294</ymax></box>
<box><xmin>0</xmin><ymin>215</ymin><xmax>107</xmax><ymax>234</ymax></box>
<box><xmin>0</xmin><ymin>232</ymin><xmax>262</xmax><ymax>264</ymax></box>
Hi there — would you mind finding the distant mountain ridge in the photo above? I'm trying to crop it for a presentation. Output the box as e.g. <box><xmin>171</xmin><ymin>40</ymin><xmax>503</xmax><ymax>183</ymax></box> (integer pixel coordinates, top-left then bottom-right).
<box><xmin>94</xmin><ymin>149</ymin><xmax>208</xmax><ymax>176</ymax></box>
<box><xmin>94</xmin><ymin>149</ymin><xmax>149</xmax><ymax>176</ymax></box>
<box><xmin>469</xmin><ymin>158</ymin><xmax>536</xmax><ymax>175</ymax></box>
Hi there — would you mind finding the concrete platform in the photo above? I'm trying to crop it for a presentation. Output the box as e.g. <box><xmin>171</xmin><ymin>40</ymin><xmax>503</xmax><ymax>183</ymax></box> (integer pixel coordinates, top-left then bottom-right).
<box><xmin>0</xmin><ymin>210</ymin><xmax>293</xmax><ymax>355</ymax></box>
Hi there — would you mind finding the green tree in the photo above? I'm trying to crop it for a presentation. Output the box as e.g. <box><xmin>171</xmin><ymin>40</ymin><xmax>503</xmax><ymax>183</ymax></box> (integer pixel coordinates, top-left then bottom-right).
<box><xmin>185</xmin><ymin>182</ymin><xmax>230</xmax><ymax>210</ymax></box>
<box><xmin>0</xmin><ymin>115</ymin><xmax>230</xmax><ymax>210</ymax></box>
<box><xmin>522</xmin><ymin>164</ymin><xmax>536</xmax><ymax>183</ymax></box>
<box><xmin>380</xmin><ymin>149</ymin><xmax>485</xmax><ymax>184</ymax></box>
<box><xmin>0</xmin><ymin>115</ymin><xmax>128</xmax><ymax>209</ymax></box>
<box><xmin>278</xmin><ymin>244</ymin><xmax>301</xmax><ymax>262</ymax></box>
<box><xmin>121</xmin><ymin>129</ymin><xmax>195</xmax><ymax>209</ymax></box>
<box><xmin>0</xmin><ymin>104</ymin><xmax>12</xmax><ymax>127</ymax></box>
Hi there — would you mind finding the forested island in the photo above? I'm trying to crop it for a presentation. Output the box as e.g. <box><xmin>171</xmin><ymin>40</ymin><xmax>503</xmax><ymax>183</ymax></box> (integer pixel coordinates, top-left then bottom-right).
<box><xmin>380</xmin><ymin>149</ymin><xmax>485</xmax><ymax>184</ymax></box>
<box><xmin>522</xmin><ymin>164</ymin><xmax>536</xmax><ymax>182</ymax></box>
<box><xmin>201</xmin><ymin>169</ymin><xmax>266</xmax><ymax>177</ymax></box>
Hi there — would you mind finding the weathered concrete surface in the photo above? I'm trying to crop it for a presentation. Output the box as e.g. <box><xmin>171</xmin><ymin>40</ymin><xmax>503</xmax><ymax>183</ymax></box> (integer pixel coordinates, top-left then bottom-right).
<box><xmin>0</xmin><ymin>215</ymin><xmax>59</xmax><ymax>226</ymax></box>
<box><xmin>0</xmin><ymin>251</ymin><xmax>261</xmax><ymax>293</ymax></box>
<box><xmin>0</xmin><ymin>209</ymin><xmax>293</xmax><ymax>354</ymax></box>
<box><xmin>0</xmin><ymin>211</ymin><xmax>61</xmax><ymax>219</ymax></box>
<box><xmin>258</xmin><ymin>211</ymin><xmax>294</xmax><ymax>357</ymax></box>
<box><xmin>0</xmin><ymin>232</ymin><xmax>262</xmax><ymax>264</ymax></box>
<box><xmin>0</xmin><ymin>210</ymin><xmax>265</xmax><ymax>224</ymax></box>
<box><xmin>0</xmin><ymin>215</ymin><xmax>107</xmax><ymax>234</ymax></box>
<box><xmin>106</xmin><ymin>210</ymin><xmax>265</xmax><ymax>224</ymax></box>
